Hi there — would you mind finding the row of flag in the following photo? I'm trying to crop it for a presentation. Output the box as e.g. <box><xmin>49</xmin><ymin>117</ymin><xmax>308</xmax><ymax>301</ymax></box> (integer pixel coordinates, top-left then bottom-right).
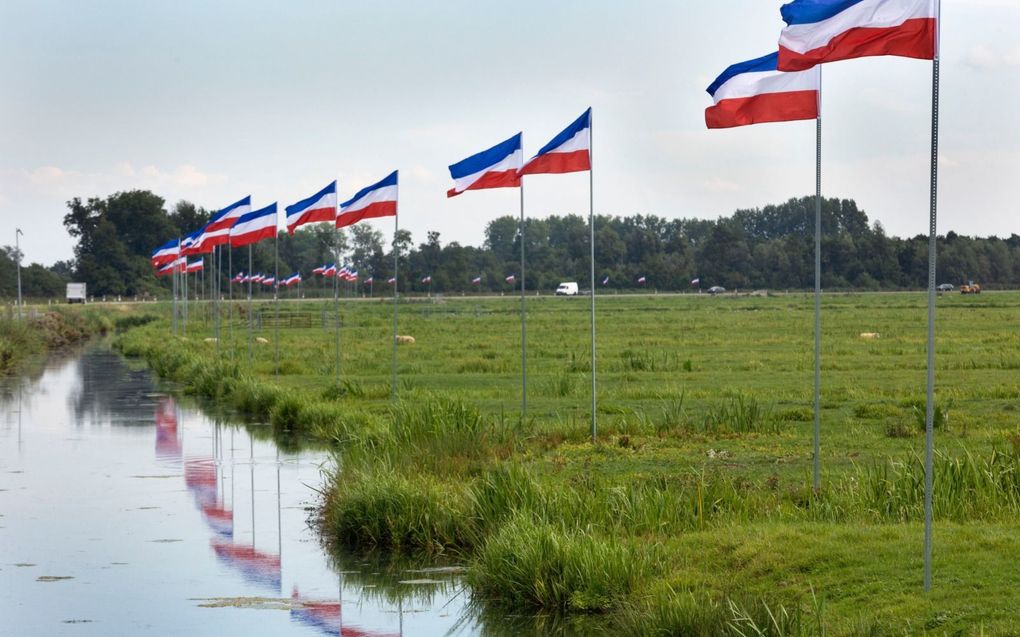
<box><xmin>151</xmin><ymin>109</ymin><xmax>592</xmax><ymax>271</ymax></box>
<box><xmin>705</xmin><ymin>0</ymin><xmax>937</xmax><ymax>128</ymax></box>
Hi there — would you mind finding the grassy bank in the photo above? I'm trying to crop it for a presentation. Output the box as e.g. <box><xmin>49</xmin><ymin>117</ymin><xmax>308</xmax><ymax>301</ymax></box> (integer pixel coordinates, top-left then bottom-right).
<box><xmin>0</xmin><ymin>306</ymin><xmax>146</xmax><ymax>374</ymax></box>
<box><xmin>115</xmin><ymin>292</ymin><xmax>1020</xmax><ymax>635</ymax></box>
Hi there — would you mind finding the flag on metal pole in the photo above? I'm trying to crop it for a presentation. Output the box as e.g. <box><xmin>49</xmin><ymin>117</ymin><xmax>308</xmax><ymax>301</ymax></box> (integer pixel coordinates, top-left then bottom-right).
<box><xmin>776</xmin><ymin>0</ymin><xmax>939</xmax><ymax>590</ymax></box>
<box><xmin>521</xmin><ymin>108</ymin><xmax>596</xmax><ymax>440</ymax></box>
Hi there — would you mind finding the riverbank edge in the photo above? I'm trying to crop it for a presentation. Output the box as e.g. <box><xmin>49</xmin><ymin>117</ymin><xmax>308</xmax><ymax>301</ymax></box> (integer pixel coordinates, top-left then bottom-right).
<box><xmin>112</xmin><ymin>323</ymin><xmax>1020</xmax><ymax>636</ymax></box>
<box><xmin>0</xmin><ymin>308</ymin><xmax>143</xmax><ymax>375</ymax></box>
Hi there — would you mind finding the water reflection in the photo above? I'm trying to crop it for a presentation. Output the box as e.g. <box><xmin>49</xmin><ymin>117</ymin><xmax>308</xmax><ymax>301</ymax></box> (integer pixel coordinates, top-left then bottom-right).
<box><xmin>1</xmin><ymin>346</ymin><xmax>607</xmax><ymax>636</ymax></box>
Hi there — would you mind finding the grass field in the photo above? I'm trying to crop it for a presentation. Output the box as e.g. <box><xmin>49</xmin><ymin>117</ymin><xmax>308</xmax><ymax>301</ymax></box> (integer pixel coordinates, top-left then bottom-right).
<box><xmin>115</xmin><ymin>291</ymin><xmax>1020</xmax><ymax>635</ymax></box>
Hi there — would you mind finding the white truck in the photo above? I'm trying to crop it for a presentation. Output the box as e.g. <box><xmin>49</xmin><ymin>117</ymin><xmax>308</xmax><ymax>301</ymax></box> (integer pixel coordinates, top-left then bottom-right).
<box><xmin>66</xmin><ymin>283</ymin><xmax>87</xmax><ymax>304</ymax></box>
<box><xmin>555</xmin><ymin>282</ymin><xmax>579</xmax><ymax>296</ymax></box>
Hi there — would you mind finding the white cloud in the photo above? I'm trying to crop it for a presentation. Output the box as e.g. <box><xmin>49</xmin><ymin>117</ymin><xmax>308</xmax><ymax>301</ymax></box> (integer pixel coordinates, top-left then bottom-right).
<box><xmin>964</xmin><ymin>45</ymin><xmax>1020</xmax><ymax>70</ymax></box>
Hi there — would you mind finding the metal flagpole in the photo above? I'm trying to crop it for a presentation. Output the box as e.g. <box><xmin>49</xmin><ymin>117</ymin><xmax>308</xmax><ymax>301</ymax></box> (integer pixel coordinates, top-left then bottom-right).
<box><xmin>813</xmin><ymin>69</ymin><xmax>823</xmax><ymax>492</ymax></box>
<box><xmin>14</xmin><ymin>228</ymin><xmax>22</xmax><ymax>320</ymax></box>
<box><xmin>183</xmin><ymin>263</ymin><xmax>188</xmax><ymax>332</ymax></box>
<box><xmin>334</xmin><ymin>229</ymin><xmax>341</xmax><ymax>384</ymax></box>
<box><xmin>228</xmin><ymin>245</ymin><xmax>234</xmax><ymax>359</ymax></box>
<box><xmin>924</xmin><ymin>2</ymin><xmax>942</xmax><ymax>593</ymax></box>
<box><xmin>589</xmin><ymin>111</ymin><xmax>597</xmax><ymax>444</ymax></box>
<box><xmin>519</xmin><ymin>169</ymin><xmax>528</xmax><ymax>423</ymax></box>
<box><xmin>391</xmin><ymin>193</ymin><xmax>400</xmax><ymax>402</ymax></box>
<box><xmin>216</xmin><ymin>246</ymin><xmax>222</xmax><ymax>353</ymax></box>
<box><xmin>274</xmin><ymin>230</ymin><xmax>280</xmax><ymax>376</ymax></box>
<box><xmin>248</xmin><ymin>245</ymin><xmax>253</xmax><ymax>365</ymax></box>
<box><xmin>172</xmin><ymin>249</ymin><xmax>178</xmax><ymax>336</ymax></box>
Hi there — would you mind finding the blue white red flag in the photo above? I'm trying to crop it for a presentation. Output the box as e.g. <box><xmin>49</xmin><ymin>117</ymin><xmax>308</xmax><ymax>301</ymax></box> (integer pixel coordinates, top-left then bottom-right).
<box><xmin>472</xmin><ymin>276</ymin><xmax>482</xmax><ymax>285</ymax></box>
<box><xmin>232</xmin><ymin>272</ymin><xmax>245</xmax><ymax>284</ymax></box>
<box><xmin>387</xmin><ymin>277</ymin><xmax>397</xmax><ymax>285</ymax></box>
<box><xmin>251</xmin><ymin>273</ymin><xmax>265</xmax><ymax>283</ymax></box>
<box><xmin>338</xmin><ymin>171</ymin><xmax>398</xmax><ymax>228</ymax></box>
<box><xmin>637</xmin><ymin>276</ymin><xmax>647</xmax><ymax>284</ymax></box>
<box><xmin>312</xmin><ymin>265</ymin><xmax>325</xmax><ymax>275</ymax></box>
<box><xmin>230</xmin><ymin>203</ymin><xmax>278</xmax><ymax>248</ymax></box>
<box><xmin>602</xmin><ymin>275</ymin><xmax>609</xmax><ymax>285</ymax></box>
<box><xmin>421</xmin><ymin>275</ymin><xmax>432</xmax><ymax>284</ymax></box>
<box><xmin>778</xmin><ymin>0</ymin><xmax>937</xmax><ymax>71</ymax></box>
<box><xmin>203</xmin><ymin>196</ymin><xmax>252</xmax><ymax>249</ymax></box>
<box><xmin>185</xmin><ymin>260</ymin><xmax>204</xmax><ymax>273</ymax></box>
<box><xmin>151</xmin><ymin>239</ymin><xmax>180</xmax><ymax>267</ymax></box>
<box><xmin>706</xmin><ymin>52</ymin><xmax>819</xmax><ymax>129</ymax></box>
<box><xmin>156</xmin><ymin>257</ymin><xmax>185</xmax><ymax>277</ymax></box>
<box><xmin>505</xmin><ymin>274</ymin><xmax>515</xmax><ymax>283</ymax></box>
<box><xmin>364</xmin><ymin>276</ymin><xmax>373</xmax><ymax>285</ymax></box>
<box><xmin>323</xmin><ymin>264</ymin><xmax>337</xmax><ymax>277</ymax></box>
<box><xmin>285</xmin><ymin>181</ymin><xmax>337</xmax><ymax>235</ymax></box>
<box><xmin>346</xmin><ymin>269</ymin><xmax>358</xmax><ymax>282</ymax></box>
<box><xmin>283</xmin><ymin>273</ymin><xmax>302</xmax><ymax>286</ymax></box>
<box><xmin>691</xmin><ymin>278</ymin><xmax>701</xmax><ymax>287</ymax></box>
<box><xmin>262</xmin><ymin>276</ymin><xmax>276</xmax><ymax>286</ymax></box>
<box><xmin>447</xmin><ymin>134</ymin><xmax>522</xmax><ymax>197</ymax></box>
<box><xmin>522</xmin><ymin>109</ymin><xmax>591</xmax><ymax>175</ymax></box>
<box><xmin>180</xmin><ymin>228</ymin><xmax>204</xmax><ymax>256</ymax></box>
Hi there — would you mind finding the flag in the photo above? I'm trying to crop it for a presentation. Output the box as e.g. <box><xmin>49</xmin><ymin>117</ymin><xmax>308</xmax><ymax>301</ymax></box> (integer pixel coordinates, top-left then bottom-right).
<box><xmin>156</xmin><ymin>258</ymin><xmax>185</xmax><ymax>277</ymax></box>
<box><xmin>180</xmin><ymin>228</ymin><xmax>204</xmax><ymax>256</ymax></box>
<box><xmin>338</xmin><ymin>171</ymin><xmax>398</xmax><ymax>228</ymax></box>
<box><xmin>637</xmin><ymin>276</ymin><xmax>647</xmax><ymax>284</ymax></box>
<box><xmin>706</xmin><ymin>52</ymin><xmax>820</xmax><ymax>129</ymax></box>
<box><xmin>691</xmin><ymin>278</ymin><xmax>701</xmax><ymax>287</ymax></box>
<box><xmin>251</xmin><ymin>273</ymin><xmax>265</xmax><ymax>283</ymax></box>
<box><xmin>472</xmin><ymin>276</ymin><xmax>482</xmax><ymax>285</ymax></box>
<box><xmin>262</xmin><ymin>276</ymin><xmax>276</xmax><ymax>286</ymax></box>
<box><xmin>521</xmin><ymin>108</ymin><xmax>592</xmax><ymax>175</ymax></box>
<box><xmin>421</xmin><ymin>275</ymin><xmax>432</xmax><ymax>284</ymax></box>
<box><xmin>283</xmin><ymin>273</ymin><xmax>302</xmax><ymax>286</ymax></box>
<box><xmin>778</xmin><ymin>0</ymin><xmax>938</xmax><ymax>72</ymax></box>
<box><xmin>232</xmin><ymin>272</ymin><xmax>245</xmax><ymax>283</ymax></box>
<box><xmin>230</xmin><ymin>203</ymin><xmax>278</xmax><ymax>248</ymax></box>
<box><xmin>505</xmin><ymin>274</ymin><xmax>516</xmax><ymax>283</ymax></box>
<box><xmin>151</xmin><ymin>239</ymin><xmax>179</xmax><ymax>267</ymax></box>
<box><xmin>387</xmin><ymin>277</ymin><xmax>397</xmax><ymax>285</ymax></box>
<box><xmin>602</xmin><ymin>275</ymin><xmax>609</xmax><ymax>286</ymax></box>
<box><xmin>285</xmin><ymin>181</ymin><xmax>337</xmax><ymax>235</ymax></box>
<box><xmin>447</xmin><ymin>133</ymin><xmax>522</xmax><ymax>197</ymax></box>
<box><xmin>312</xmin><ymin>265</ymin><xmax>325</xmax><ymax>275</ymax></box>
<box><xmin>323</xmin><ymin>263</ymin><xmax>337</xmax><ymax>277</ymax></box>
<box><xmin>364</xmin><ymin>276</ymin><xmax>373</xmax><ymax>285</ymax></box>
<box><xmin>347</xmin><ymin>269</ymin><xmax>358</xmax><ymax>282</ymax></box>
<box><xmin>185</xmin><ymin>260</ymin><xmax>204</xmax><ymax>273</ymax></box>
<box><xmin>202</xmin><ymin>196</ymin><xmax>252</xmax><ymax>249</ymax></box>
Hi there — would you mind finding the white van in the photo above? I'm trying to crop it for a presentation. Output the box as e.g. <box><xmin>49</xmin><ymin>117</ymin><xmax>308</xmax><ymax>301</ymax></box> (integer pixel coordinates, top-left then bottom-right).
<box><xmin>555</xmin><ymin>282</ymin><xmax>578</xmax><ymax>296</ymax></box>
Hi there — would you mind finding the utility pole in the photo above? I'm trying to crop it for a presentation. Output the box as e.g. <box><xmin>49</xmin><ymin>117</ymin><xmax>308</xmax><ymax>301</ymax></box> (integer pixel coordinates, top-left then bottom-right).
<box><xmin>15</xmin><ymin>228</ymin><xmax>23</xmax><ymax>319</ymax></box>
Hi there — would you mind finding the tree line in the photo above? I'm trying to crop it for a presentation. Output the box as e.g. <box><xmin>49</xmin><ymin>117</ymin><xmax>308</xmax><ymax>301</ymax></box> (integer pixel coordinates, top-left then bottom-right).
<box><xmin>3</xmin><ymin>190</ymin><xmax>1018</xmax><ymax>300</ymax></box>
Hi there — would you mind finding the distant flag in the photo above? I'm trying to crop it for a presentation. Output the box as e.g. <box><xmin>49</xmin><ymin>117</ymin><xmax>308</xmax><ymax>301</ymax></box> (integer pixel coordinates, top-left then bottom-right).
<box><xmin>202</xmin><ymin>196</ymin><xmax>252</xmax><ymax>249</ymax></box>
<box><xmin>230</xmin><ymin>203</ymin><xmax>279</xmax><ymax>248</ymax></box>
<box><xmin>364</xmin><ymin>276</ymin><xmax>373</xmax><ymax>285</ymax></box>
<box><xmin>602</xmin><ymin>275</ymin><xmax>609</xmax><ymax>286</ymax></box>
<box><xmin>180</xmin><ymin>228</ymin><xmax>204</xmax><ymax>256</ymax></box>
<box><xmin>285</xmin><ymin>181</ymin><xmax>337</xmax><ymax>235</ymax></box>
<box><xmin>637</xmin><ymin>276</ymin><xmax>647</xmax><ymax>284</ymax></box>
<box><xmin>323</xmin><ymin>264</ymin><xmax>337</xmax><ymax>277</ymax></box>
<box><xmin>447</xmin><ymin>133</ymin><xmax>522</xmax><ymax>197</ymax></box>
<box><xmin>778</xmin><ymin>0</ymin><xmax>938</xmax><ymax>72</ymax></box>
<box><xmin>185</xmin><ymin>260</ymin><xmax>204</xmax><ymax>273</ymax></box>
<box><xmin>251</xmin><ymin>273</ymin><xmax>265</xmax><ymax>283</ymax></box>
<box><xmin>338</xmin><ymin>171</ymin><xmax>398</xmax><ymax>228</ymax></box>
<box><xmin>156</xmin><ymin>257</ymin><xmax>185</xmax><ymax>277</ymax></box>
<box><xmin>705</xmin><ymin>52</ymin><xmax>819</xmax><ymax>129</ymax></box>
<box><xmin>521</xmin><ymin>108</ymin><xmax>592</xmax><ymax>175</ymax></box>
<box><xmin>262</xmin><ymin>276</ymin><xmax>276</xmax><ymax>286</ymax></box>
<box><xmin>151</xmin><ymin>239</ymin><xmax>180</xmax><ymax>267</ymax></box>
<box><xmin>505</xmin><ymin>274</ymin><xmax>516</xmax><ymax>283</ymax></box>
<box><xmin>472</xmin><ymin>276</ymin><xmax>482</xmax><ymax>285</ymax></box>
<box><xmin>283</xmin><ymin>273</ymin><xmax>302</xmax><ymax>286</ymax></box>
<box><xmin>421</xmin><ymin>275</ymin><xmax>432</xmax><ymax>284</ymax></box>
<box><xmin>347</xmin><ymin>269</ymin><xmax>358</xmax><ymax>282</ymax></box>
<box><xmin>387</xmin><ymin>277</ymin><xmax>397</xmax><ymax>285</ymax></box>
<box><xmin>312</xmin><ymin>265</ymin><xmax>325</xmax><ymax>275</ymax></box>
<box><xmin>691</xmin><ymin>278</ymin><xmax>701</xmax><ymax>287</ymax></box>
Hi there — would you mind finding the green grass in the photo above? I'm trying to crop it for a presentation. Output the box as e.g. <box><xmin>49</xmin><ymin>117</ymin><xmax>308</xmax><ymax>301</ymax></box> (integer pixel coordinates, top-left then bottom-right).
<box><xmin>0</xmin><ymin>306</ymin><xmax>120</xmax><ymax>374</ymax></box>
<box><xmin>114</xmin><ymin>291</ymin><xmax>1020</xmax><ymax>635</ymax></box>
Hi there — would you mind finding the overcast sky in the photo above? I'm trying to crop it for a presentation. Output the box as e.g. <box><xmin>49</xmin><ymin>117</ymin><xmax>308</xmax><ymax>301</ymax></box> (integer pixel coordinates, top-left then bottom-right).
<box><xmin>2</xmin><ymin>0</ymin><xmax>1017</xmax><ymax>265</ymax></box>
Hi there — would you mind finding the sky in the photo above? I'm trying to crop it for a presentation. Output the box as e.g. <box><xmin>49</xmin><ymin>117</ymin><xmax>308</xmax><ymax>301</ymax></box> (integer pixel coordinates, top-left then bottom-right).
<box><xmin>1</xmin><ymin>0</ymin><xmax>1018</xmax><ymax>266</ymax></box>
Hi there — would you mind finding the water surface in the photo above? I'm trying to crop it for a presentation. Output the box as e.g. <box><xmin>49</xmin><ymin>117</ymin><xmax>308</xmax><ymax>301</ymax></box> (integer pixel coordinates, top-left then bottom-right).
<box><xmin>0</xmin><ymin>346</ymin><xmax>493</xmax><ymax>636</ymax></box>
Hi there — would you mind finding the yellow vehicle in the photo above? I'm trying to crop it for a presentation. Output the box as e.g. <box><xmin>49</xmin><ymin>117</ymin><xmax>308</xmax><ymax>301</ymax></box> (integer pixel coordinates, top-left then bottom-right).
<box><xmin>960</xmin><ymin>283</ymin><xmax>982</xmax><ymax>295</ymax></box>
